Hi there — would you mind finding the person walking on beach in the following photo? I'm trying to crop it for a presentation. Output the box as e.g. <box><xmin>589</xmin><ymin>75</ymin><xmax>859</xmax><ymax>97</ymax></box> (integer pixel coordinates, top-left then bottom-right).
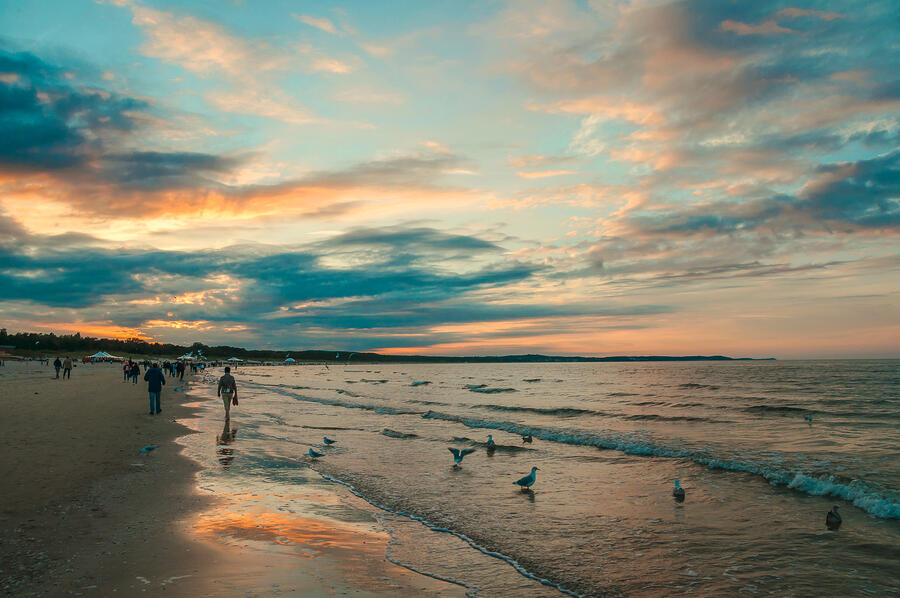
<box><xmin>62</xmin><ymin>356</ymin><xmax>72</xmax><ymax>379</ymax></box>
<box><xmin>123</xmin><ymin>362</ymin><xmax>130</xmax><ymax>382</ymax></box>
<box><xmin>176</xmin><ymin>360</ymin><xmax>185</xmax><ymax>381</ymax></box>
<box><xmin>217</xmin><ymin>366</ymin><xmax>238</xmax><ymax>421</ymax></box>
<box><xmin>143</xmin><ymin>362</ymin><xmax>166</xmax><ymax>415</ymax></box>
<box><xmin>130</xmin><ymin>361</ymin><xmax>140</xmax><ymax>384</ymax></box>
<box><xmin>53</xmin><ymin>357</ymin><xmax>62</xmax><ymax>379</ymax></box>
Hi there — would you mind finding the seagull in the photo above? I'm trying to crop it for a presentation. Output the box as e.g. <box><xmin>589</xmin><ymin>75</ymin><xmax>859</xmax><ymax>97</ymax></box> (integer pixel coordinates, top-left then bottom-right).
<box><xmin>522</xmin><ymin>434</ymin><xmax>533</xmax><ymax>443</ymax></box>
<box><xmin>486</xmin><ymin>435</ymin><xmax>496</xmax><ymax>450</ymax></box>
<box><xmin>513</xmin><ymin>466</ymin><xmax>539</xmax><ymax>490</ymax></box>
<box><xmin>449</xmin><ymin>447</ymin><xmax>476</xmax><ymax>467</ymax></box>
<box><xmin>673</xmin><ymin>479</ymin><xmax>686</xmax><ymax>502</ymax></box>
<box><xmin>139</xmin><ymin>445</ymin><xmax>158</xmax><ymax>453</ymax></box>
<box><xmin>805</xmin><ymin>414</ymin><xmax>813</xmax><ymax>424</ymax></box>
<box><xmin>323</xmin><ymin>436</ymin><xmax>337</xmax><ymax>445</ymax></box>
<box><xmin>826</xmin><ymin>505</ymin><xmax>842</xmax><ymax>530</ymax></box>
<box><xmin>308</xmin><ymin>448</ymin><xmax>324</xmax><ymax>458</ymax></box>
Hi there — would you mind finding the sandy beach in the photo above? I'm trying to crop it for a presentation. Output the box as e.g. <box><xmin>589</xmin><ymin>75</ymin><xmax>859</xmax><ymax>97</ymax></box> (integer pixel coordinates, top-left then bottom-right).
<box><xmin>0</xmin><ymin>360</ymin><xmax>465</xmax><ymax>597</ymax></box>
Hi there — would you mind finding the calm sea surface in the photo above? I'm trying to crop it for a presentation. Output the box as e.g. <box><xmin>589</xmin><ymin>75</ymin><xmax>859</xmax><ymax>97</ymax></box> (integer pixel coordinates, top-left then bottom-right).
<box><xmin>181</xmin><ymin>360</ymin><xmax>900</xmax><ymax>597</ymax></box>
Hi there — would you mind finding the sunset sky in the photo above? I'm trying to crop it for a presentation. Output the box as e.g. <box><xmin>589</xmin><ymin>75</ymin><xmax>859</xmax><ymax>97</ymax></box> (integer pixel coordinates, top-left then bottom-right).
<box><xmin>1</xmin><ymin>0</ymin><xmax>898</xmax><ymax>358</ymax></box>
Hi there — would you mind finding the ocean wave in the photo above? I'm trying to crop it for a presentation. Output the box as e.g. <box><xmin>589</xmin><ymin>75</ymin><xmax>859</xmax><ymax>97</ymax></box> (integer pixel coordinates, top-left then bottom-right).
<box><xmin>336</xmin><ymin>388</ymin><xmax>361</xmax><ymax>397</ymax></box>
<box><xmin>410</xmin><ymin>381</ymin><xmax>431</xmax><ymax>386</ymax></box>
<box><xmin>623</xmin><ymin>414</ymin><xmax>710</xmax><ymax>422</ymax></box>
<box><xmin>262</xmin><ymin>386</ymin><xmax>419</xmax><ymax>416</ymax></box>
<box><xmin>419</xmin><ymin>410</ymin><xmax>900</xmax><ymax>520</ymax></box>
<box><xmin>745</xmin><ymin>405</ymin><xmax>808</xmax><ymax>414</ymax></box>
<box><xmin>523</xmin><ymin>378</ymin><xmax>542</xmax><ymax>383</ymax></box>
<box><xmin>608</xmin><ymin>392</ymin><xmax>639</xmax><ymax>397</ymax></box>
<box><xmin>469</xmin><ymin>387</ymin><xmax>517</xmax><ymax>394</ymax></box>
<box><xmin>381</xmin><ymin>429</ymin><xmax>419</xmax><ymax>439</ymax></box>
<box><xmin>679</xmin><ymin>383</ymin><xmax>720</xmax><ymax>390</ymax></box>
<box><xmin>465</xmin><ymin>384</ymin><xmax>486</xmax><ymax>389</ymax></box>
<box><xmin>473</xmin><ymin>404</ymin><xmax>599</xmax><ymax>417</ymax></box>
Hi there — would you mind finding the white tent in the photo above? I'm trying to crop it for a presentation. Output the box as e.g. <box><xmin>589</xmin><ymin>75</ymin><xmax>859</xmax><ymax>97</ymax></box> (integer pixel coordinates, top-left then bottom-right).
<box><xmin>284</xmin><ymin>357</ymin><xmax>296</xmax><ymax>363</ymax></box>
<box><xmin>227</xmin><ymin>357</ymin><xmax>243</xmax><ymax>362</ymax></box>
<box><xmin>86</xmin><ymin>350</ymin><xmax>123</xmax><ymax>361</ymax></box>
<box><xmin>177</xmin><ymin>352</ymin><xmax>195</xmax><ymax>361</ymax></box>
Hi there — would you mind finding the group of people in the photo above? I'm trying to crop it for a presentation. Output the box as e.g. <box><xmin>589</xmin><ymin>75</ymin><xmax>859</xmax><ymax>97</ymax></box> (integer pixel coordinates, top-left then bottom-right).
<box><xmin>160</xmin><ymin>360</ymin><xmax>186</xmax><ymax>380</ymax></box>
<box><xmin>52</xmin><ymin>356</ymin><xmax>73</xmax><ymax>379</ymax></box>
<box><xmin>132</xmin><ymin>361</ymin><xmax>237</xmax><ymax>419</ymax></box>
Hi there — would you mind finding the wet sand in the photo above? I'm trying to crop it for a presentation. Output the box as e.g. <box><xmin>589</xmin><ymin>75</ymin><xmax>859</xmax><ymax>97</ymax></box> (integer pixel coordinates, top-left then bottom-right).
<box><xmin>0</xmin><ymin>360</ymin><xmax>464</xmax><ymax>597</ymax></box>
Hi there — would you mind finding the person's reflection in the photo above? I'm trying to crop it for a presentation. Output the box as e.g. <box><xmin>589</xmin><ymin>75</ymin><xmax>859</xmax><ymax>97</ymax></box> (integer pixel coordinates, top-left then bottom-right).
<box><xmin>216</xmin><ymin>421</ymin><xmax>238</xmax><ymax>468</ymax></box>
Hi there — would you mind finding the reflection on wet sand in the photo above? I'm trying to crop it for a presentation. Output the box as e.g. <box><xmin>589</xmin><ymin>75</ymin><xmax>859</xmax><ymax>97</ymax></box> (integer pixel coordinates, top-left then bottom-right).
<box><xmin>216</xmin><ymin>423</ymin><xmax>238</xmax><ymax>467</ymax></box>
<box><xmin>192</xmin><ymin>508</ymin><xmax>453</xmax><ymax>594</ymax></box>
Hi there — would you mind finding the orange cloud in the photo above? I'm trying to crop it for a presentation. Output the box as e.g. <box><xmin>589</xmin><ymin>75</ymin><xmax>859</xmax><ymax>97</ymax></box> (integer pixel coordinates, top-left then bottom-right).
<box><xmin>720</xmin><ymin>19</ymin><xmax>795</xmax><ymax>36</ymax></box>
<box><xmin>516</xmin><ymin>170</ymin><xmax>576</xmax><ymax>179</ymax></box>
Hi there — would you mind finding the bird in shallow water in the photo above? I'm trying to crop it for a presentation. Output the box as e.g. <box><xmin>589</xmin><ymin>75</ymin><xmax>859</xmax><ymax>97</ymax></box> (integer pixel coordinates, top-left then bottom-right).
<box><xmin>805</xmin><ymin>414</ymin><xmax>813</xmax><ymax>424</ymax></box>
<box><xmin>486</xmin><ymin>435</ymin><xmax>496</xmax><ymax>450</ymax></box>
<box><xmin>522</xmin><ymin>434</ymin><xmax>533</xmax><ymax>443</ymax></box>
<box><xmin>826</xmin><ymin>505</ymin><xmax>842</xmax><ymax>530</ymax></box>
<box><xmin>513</xmin><ymin>466</ymin><xmax>540</xmax><ymax>490</ymax></box>
<box><xmin>323</xmin><ymin>436</ymin><xmax>337</xmax><ymax>445</ymax></box>
<box><xmin>449</xmin><ymin>447</ymin><xmax>476</xmax><ymax>468</ymax></box>
<box><xmin>673</xmin><ymin>479</ymin><xmax>686</xmax><ymax>502</ymax></box>
<box><xmin>308</xmin><ymin>448</ymin><xmax>324</xmax><ymax>458</ymax></box>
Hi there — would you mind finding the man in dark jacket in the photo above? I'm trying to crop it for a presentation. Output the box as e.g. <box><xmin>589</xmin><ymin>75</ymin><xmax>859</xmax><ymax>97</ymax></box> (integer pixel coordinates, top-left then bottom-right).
<box><xmin>53</xmin><ymin>357</ymin><xmax>62</xmax><ymax>379</ymax></box>
<box><xmin>143</xmin><ymin>363</ymin><xmax>166</xmax><ymax>415</ymax></box>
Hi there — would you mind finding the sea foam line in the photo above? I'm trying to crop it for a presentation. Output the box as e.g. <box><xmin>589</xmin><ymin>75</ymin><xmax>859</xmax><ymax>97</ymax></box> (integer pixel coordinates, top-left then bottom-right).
<box><xmin>317</xmin><ymin>472</ymin><xmax>584</xmax><ymax>598</ymax></box>
<box><xmin>419</xmin><ymin>411</ymin><xmax>900</xmax><ymax>520</ymax></box>
<box><xmin>254</xmin><ymin>383</ymin><xmax>900</xmax><ymax>520</ymax></box>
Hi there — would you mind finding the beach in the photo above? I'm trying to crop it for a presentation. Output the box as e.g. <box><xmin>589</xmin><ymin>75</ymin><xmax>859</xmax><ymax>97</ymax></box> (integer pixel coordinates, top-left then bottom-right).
<box><xmin>2</xmin><ymin>358</ymin><xmax>898</xmax><ymax>596</ymax></box>
<box><xmin>0</xmin><ymin>360</ymin><xmax>465</xmax><ymax>597</ymax></box>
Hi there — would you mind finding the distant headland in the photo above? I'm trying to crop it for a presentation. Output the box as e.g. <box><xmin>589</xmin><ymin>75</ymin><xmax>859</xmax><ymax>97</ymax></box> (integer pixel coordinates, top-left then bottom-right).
<box><xmin>0</xmin><ymin>329</ymin><xmax>774</xmax><ymax>362</ymax></box>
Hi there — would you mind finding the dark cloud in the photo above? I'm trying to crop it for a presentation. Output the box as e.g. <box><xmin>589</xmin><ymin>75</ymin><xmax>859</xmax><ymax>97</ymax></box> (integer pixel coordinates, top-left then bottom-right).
<box><xmin>622</xmin><ymin>151</ymin><xmax>900</xmax><ymax>236</ymax></box>
<box><xmin>0</xmin><ymin>47</ymin><xmax>147</xmax><ymax>171</ymax></box>
<box><xmin>322</xmin><ymin>226</ymin><xmax>501</xmax><ymax>253</ymax></box>
<box><xmin>103</xmin><ymin>151</ymin><xmax>245</xmax><ymax>189</ymax></box>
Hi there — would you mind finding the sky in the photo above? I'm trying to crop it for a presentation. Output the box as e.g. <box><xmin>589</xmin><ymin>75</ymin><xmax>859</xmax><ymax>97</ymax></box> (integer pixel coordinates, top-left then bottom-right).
<box><xmin>0</xmin><ymin>0</ymin><xmax>898</xmax><ymax>358</ymax></box>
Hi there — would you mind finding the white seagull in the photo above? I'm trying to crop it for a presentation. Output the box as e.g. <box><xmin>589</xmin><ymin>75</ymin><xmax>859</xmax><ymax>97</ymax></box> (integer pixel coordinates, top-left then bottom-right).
<box><xmin>323</xmin><ymin>436</ymin><xmax>337</xmax><ymax>445</ymax></box>
<box><xmin>513</xmin><ymin>466</ymin><xmax>539</xmax><ymax>490</ymax></box>
<box><xmin>308</xmin><ymin>448</ymin><xmax>324</xmax><ymax>458</ymax></box>
<box><xmin>673</xmin><ymin>479</ymin><xmax>685</xmax><ymax>501</ymax></box>
<box><xmin>449</xmin><ymin>447</ymin><xmax>476</xmax><ymax>467</ymax></box>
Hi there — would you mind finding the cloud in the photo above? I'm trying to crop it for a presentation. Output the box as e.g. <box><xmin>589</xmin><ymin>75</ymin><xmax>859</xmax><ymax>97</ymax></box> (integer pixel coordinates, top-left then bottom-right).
<box><xmin>0</xmin><ymin>48</ymin><xmax>147</xmax><ymax>171</ymax></box>
<box><xmin>720</xmin><ymin>20</ymin><xmax>795</xmax><ymax>36</ymax></box>
<box><xmin>121</xmin><ymin>3</ymin><xmax>357</xmax><ymax>123</ymax></box>
<box><xmin>516</xmin><ymin>170</ymin><xmax>577</xmax><ymax>179</ymax></box>
<box><xmin>294</xmin><ymin>14</ymin><xmax>341</xmax><ymax>35</ymax></box>
<box><xmin>333</xmin><ymin>87</ymin><xmax>405</xmax><ymax>104</ymax></box>
<box><xmin>775</xmin><ymin>7</ymin><xmax>843</xmax><ymax>22</ymax></box>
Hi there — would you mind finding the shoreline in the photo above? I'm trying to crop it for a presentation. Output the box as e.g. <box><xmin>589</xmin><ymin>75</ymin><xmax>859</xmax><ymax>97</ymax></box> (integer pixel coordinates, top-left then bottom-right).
<box><xmin>0</xmin><ymin>360</ymin><xmax>467</xmax><ymax>597</ymax></box>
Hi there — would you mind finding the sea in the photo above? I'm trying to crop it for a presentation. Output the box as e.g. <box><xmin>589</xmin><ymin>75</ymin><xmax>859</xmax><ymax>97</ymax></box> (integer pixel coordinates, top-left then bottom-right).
<box><xmin>178</xmin><ymin>360</ymin><xmax>900</xmax><ymax>597</ymax></box>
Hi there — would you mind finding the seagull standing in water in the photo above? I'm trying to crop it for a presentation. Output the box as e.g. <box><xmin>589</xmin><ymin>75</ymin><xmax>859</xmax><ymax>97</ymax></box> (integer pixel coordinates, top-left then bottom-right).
<box><xmin>521</xmin><ymin>434</ymin><xmax>533</xmax><ymax>444</ymax></box>
<box><xmin>449</xmin><ymin>447</ymin><xmax>476</xmax><ymax>468</ymax></box>
<box><xmin>513</xmin><ymin>466</ymin><xmax>539</xmax><ymax>490</ymax></box>
<box><xmin>308</xmin><ymin>448</ymin><xmax>324</xmax><ymax>458</ymax></box>
<box><xmin>486</xmin><ymin>435</ymin><xmax>496</xmax><ymax>451</ymax></box>
<box><xmin>826</xmin><ymin>505</ymin><xmax>842</xmax><ymax>530</ymax></box>
<box><xmin>673</xmin><ymin>479</ymin><xmax>686</xmax><ymax>502</ymax></box>
<box><xmin>323</xmin><ymin>436</ymin><xmax>337</xmax><ymax>445</ymax></box>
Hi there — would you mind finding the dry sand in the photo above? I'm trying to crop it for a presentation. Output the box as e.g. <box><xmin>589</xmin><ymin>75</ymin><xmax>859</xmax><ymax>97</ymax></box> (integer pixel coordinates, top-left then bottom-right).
<box><xmin>0</xmin><ymin>360</ymin><xmax>464</xmax><ymax>597</ymax></box>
